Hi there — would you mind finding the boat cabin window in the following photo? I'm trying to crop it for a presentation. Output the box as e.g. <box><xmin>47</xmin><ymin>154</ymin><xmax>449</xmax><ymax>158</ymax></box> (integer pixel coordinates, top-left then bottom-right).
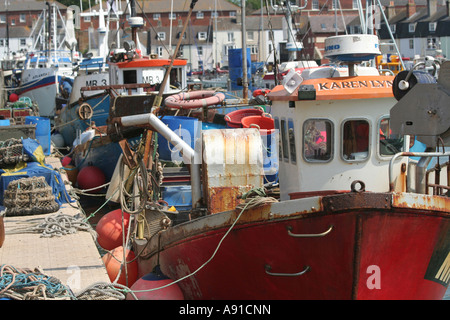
<box><xmin>274</xmin><ymin>117</ymin><xmax>283</xmax><ymax>161</ymax></box>
<box><xmin>342</xmin><ymin>119</ymin><xmax>369</xmax><ymax>161</ymax></box>
<box><xmin>303</xmin><ymin>119</ymin><xmax>333</xmax><ymax>162</ymax></box>
<box><xmin>379</xmin><ymin>117</ymin><xmax>404</xmax><ymax>156</ymax></box>
<box><xmin>123</xmin><ymin>70</ymin><xmax>137</xmax><ymax>84</ymax></box>
<box><xmin>288</xmin><ymin>119</ymin><xmax>296</xmax><ymax>164</ymax></box>
<box><xmin>280</xmin><ymin>119</ymin><xmax>289</xmax><ymax>161</ymax></box>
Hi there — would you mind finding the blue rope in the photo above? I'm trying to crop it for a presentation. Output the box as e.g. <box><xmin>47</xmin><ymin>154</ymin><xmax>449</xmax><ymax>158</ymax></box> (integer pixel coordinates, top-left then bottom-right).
<box><xmin>0</xmin><ymin>265</ymin><xmax>74</xmax><ymax>299</ymax></box>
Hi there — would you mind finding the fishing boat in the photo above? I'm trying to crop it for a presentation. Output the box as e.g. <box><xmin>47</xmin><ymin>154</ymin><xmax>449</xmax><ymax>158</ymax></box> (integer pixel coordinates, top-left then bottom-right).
<box><xmin>97</xmin><ymin>29</ymin><xmax>450</xmax><ymax>300</ymax></box>
<box><xmin>14</xmin><ymin>3</ymin><xmax>78</xmax><ymax>118</ymax></box>
<box><xmin>55</xmin><ymin>1</ymin><xmax>113</xmax><ymax>148</ymax></box>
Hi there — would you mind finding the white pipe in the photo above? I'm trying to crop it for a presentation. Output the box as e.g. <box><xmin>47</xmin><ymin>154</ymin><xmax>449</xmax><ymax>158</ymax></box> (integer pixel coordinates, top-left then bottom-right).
<box><xmin>117</xmin><ymin>113</ymin><xmax>202</xmax><ymax>209</ymax></box>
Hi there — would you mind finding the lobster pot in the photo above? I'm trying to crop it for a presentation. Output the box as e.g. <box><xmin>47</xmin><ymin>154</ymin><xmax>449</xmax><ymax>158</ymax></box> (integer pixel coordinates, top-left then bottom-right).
<box><xmin>157</xmin><ymin>116</ymin><xmax>199</xmax><ymax>161</ymax></box>
<box><xmin>202</xmin><ymin>128</ymin><xmax>264</xmax><ymax>214</ymax></box>
<box><xmin>25</xmin><ymin>116</ymin><xmax>51</xmax><ymax>156</ymax></box>
<box><xmin>3</xmin><ymin>176</ymin><xmax>59</xmax><ymax>216</ymax></box>
<box><xmin>0</xmin><ymin>138</ymin><xmax>32</xmax><ymax>167</ymax></box>
<box><xmin>241</xmin><ymin>116</ymin><xmax>278</xmax><ymax>183</ymax></box>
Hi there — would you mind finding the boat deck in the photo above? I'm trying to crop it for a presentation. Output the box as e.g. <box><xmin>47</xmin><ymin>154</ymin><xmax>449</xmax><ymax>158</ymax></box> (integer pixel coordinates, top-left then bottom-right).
<box><xmin>0</xmin><ymin>156</ymin><xmax>110</xmax><ymax>295</ymax></box>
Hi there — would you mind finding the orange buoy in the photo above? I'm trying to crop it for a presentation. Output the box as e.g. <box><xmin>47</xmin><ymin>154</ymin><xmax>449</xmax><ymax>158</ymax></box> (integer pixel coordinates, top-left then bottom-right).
<box><xmin>77</xmin><ymin>166</ymin><xmax>105</xmax><ymax>193</ymax></box>
<box><xmin>63</xmin><ymin>165</ymin><xmax>78</xmax><ymax>185</ymax></box>
<box><xmin>96</xmin><ymin>209</ymin><xmax>130</xmax><ymax>250</ymax></box>
<box><xmin>102</xmin><ymin>246</ymin><xmax>138</xmax><ymax>287</ymax></box>
<box><xmin>126</xmin><ymin>268</ymin><xmax>184</xmax><ymax>300</ymax></box>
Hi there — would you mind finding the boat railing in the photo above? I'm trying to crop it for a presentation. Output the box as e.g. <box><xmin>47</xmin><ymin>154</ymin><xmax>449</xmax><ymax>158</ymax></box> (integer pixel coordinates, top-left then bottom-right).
<box><xmin>389</xmin><ymin>151</ymin><xmax>450</xmax><ymax>194</ymax></box>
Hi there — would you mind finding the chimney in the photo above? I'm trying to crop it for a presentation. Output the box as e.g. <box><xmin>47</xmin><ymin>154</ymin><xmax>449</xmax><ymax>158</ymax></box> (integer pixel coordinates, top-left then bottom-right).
<box><xmin>427</xmin><ymin>0</ymin><xmax>437</xmax><ymax>17</ymax></box>
<box><xmin>407</xmin><ymin>0</ymin><xmax>416</xmax><ymax>17</ymax></box>
<box><xmin>387</xmin><ymin>1</ymin><xmax>396</xmax><ymax>19</ymax></box>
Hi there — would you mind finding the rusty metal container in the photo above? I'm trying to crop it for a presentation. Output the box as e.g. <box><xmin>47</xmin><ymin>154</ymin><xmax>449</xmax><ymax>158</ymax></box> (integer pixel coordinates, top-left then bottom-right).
<box><xmin>202</xmin><ymin>128</ymin><xmax>264</xmax><ymax>214</ymax></box>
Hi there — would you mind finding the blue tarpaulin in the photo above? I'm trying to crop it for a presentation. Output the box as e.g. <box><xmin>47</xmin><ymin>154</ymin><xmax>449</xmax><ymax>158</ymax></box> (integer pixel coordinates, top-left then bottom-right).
<box><xmin>0</xmin><ymin>138</ymin><xmax>74</xmax><ymax>206</ymax></box>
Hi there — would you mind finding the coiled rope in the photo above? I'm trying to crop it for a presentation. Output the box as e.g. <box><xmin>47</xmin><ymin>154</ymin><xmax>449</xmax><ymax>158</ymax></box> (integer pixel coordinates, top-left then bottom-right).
<box><xmin>0</xmin><ymin>265</ymin><xmax>74</xmax><ymax>300</ymax></box>
<box><xmin>5</xmin><ymin>213</ymin><xmax>97</xmax><ymax>239</ymax></box>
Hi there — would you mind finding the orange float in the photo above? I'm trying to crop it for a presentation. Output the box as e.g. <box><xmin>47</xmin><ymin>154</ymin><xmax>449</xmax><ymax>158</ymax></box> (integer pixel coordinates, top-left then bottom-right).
<box><xmin>95</xmin><ymin>209</ymin><xmax>130</xmax><ymax>250</ymax></box>
<box><xmin>102</xmin><ymin>246</ymin><xmax>138</xmax><ymax>287</ymax></box>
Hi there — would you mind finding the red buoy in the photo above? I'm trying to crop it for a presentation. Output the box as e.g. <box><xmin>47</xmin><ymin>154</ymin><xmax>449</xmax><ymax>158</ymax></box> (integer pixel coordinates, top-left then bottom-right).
<box><xmin>127</xmin><ymin>269</ymin><xmax>184</xmax><ymax>300</ymax></box>
<box><xmin>61</xmin><ymin>156</ymin><xmax>72</xmax><ymax>167</ymax></box>
<box><xmin>9</xmin><ymin>93</ymin><xmax>18</xmax><ymax>102</ymax></box>
<box><xmin>95</xmin><ymin>209</ymin><xmax>130</xmax><ymax>250</ymax></box>
<box><xmin>102</xmin><ymin>246</ymin><xmax>138</xmax><ymax>287</ymax></box>
<box><xmin>77</xmin><ymin>166</ymin><xmax>105</xmax><ymax>193</ymax></box>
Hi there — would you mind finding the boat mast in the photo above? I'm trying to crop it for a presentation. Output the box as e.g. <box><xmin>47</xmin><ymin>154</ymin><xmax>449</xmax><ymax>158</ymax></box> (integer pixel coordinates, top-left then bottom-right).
<box><xmin>241</xmin><ymin>0</ymin><xmax>248</xmax><ymax>101</ymax></box>
<box><xmin>152</xmin><ymin>0</ymin><xmax>198</xmax><ymax>112</ymax></box>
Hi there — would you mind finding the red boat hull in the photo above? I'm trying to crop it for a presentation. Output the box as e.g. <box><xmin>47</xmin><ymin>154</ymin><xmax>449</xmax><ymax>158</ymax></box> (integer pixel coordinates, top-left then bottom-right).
<box><xmin>136</xmin><ymin>192</ymin><xmax>450</xmax><ymax>299</ymax></box>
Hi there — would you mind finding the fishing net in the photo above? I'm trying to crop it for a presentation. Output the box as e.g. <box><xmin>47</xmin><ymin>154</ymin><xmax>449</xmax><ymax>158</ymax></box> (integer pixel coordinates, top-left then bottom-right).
<box><xmin>4</xmin><ymin>176</ymin><xmax>59</xmax><ymax>216</ymax></box>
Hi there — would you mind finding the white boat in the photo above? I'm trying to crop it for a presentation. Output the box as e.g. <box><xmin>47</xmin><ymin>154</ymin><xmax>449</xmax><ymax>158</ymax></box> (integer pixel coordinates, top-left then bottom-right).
<box><xmin>16</xmin><ymin>3</ymin><xmax>79</xmax><ymax>118</ymax></box>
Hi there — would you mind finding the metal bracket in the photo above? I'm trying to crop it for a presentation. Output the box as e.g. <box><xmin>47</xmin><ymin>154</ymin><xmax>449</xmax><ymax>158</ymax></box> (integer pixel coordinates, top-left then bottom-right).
<box><xmin>118</xmin><ymin>139</ymin><xmax>137</xmax><ymax>169</ymax></box>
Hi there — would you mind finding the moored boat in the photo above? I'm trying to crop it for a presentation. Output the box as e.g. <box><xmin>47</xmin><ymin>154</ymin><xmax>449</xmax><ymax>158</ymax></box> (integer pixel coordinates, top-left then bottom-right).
<box><xmin>15</xmin><ymin>3</ymin><xmax>79</xmax><ymax>118</ymax></box>
<box><xmin>100</xmin><ymin>33</ymin><xmax>450</xmax><ymax>300</ymax></box>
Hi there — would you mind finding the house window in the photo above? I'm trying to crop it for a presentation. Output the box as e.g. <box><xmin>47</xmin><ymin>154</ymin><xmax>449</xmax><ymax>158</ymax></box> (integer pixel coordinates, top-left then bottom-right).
<box><xmin>330</xmin><ymin>0</ymin><xmax>339</xmax><ymax>9</ymax></box>
<box><xmin>409</xmin><ymin>23</ymin><xmax>416</xmax><ymax>33</ymax></box>
<box><xmin>84</xmin><ymin>15</ymin><xmax>91</xmax><ymax>22</ymax></box>
<box><xmin>342</xmin><ymin>119</ymin><xmax>370</xmax><ymax>161</ymax></box>
<box><xmin>379</xmin><ymin>117</ymin><xmax>404</xmax><ymax>156</ymax></box>
<box><xmin>427</xmin><ymin>38</ymin><xmax>437</xmax><ymax>49</ymax></box>
<box><xmin>196</xmin><ymin>11</ymin><xmax>204</xmax><ymax>19</ymax></box>
<box><xmin>390</xmin><ymin>24</ymin><xmax>396</xmax><ymax>33</ymax></box>
<box><xmin>198</xmin><ymin>32</ymin><xmax>207</xmax><ymax>40</ymax></box>
<box><xmin>229</xmin><ymin>11</ymin><xmax>236</xmax><ymax>17</ymax></box>
<box><xmin>169</xmin><ymin>13</ymin><xmax>176</xmax><ymax>20</ymax></box>
<box><xmin>303</xmin><ymin>119</ymin><xmax>333</xmax><ymax>162</ymax></box>
<box><xmin>352</xmin><ymin>0</ymin><xmax>358</xmax><ymax>9</ymax></box>
<box><xmin>197</xmin><ymin>46</ymin><xmax>203</xmax><ymax>56</ymax></box>
<box><xmin>312</xmin><ymin>0</ymin><xmax>319</xmax><ymax>10</ymax></box>
<box><xmin>157</xmin><ymin>46</ymin><xmax>163</xmax><ymax>57</ymax></box>
<box><xmin>321</xmin><ymin>23</ymin><xmax>326</xmax><ymax>30</ymax></box>
<box><xmin>227</xmin><ymin>32</ymin><xmax>234</xmax><ymax>42</ymax></box>
<box><xmin>429</xmin><ymin>22</ymin><xmax>436</xmax><ymax>32</ymax></box>
<box><xmin>20</xmin><ymin>38</ymin><xmax>26</xmax><ymax>46</ymax></box>
<box><xmin>247</xmin><ymin>31</ymin><xmax>254</xmax><ymax>41</ymax></box>
<box><xmin>153</xmin><ymin>13</ymin><xmax>160</xmax><ymax>20</ymax></box>
<box><xmin>409</xmin><ymin>39</ymin><xmax>414</xmax><ymax>49</ymax></box>
<box><xmin>11</xmin><ymin>19</ymin><xmax>15</xmax><ymax>25</ymax></box>
<box><xmin>0</xmin><ymin>39</ymin><xmax>3</xmax><ymax>46</ymax></box>
<box><xmin>157</xmin><ymin>32</ymin><xmax>165</xmax><ymax>41</ymax></box>
<box><xmin>20</xmin><ymin>14</ymin><xmax>26</xmax><ymax>23</ymax></box>
<box><xmin>250</xmin><ymin>45</ymin><xmax>258</xmax><ymax>54</ymax></box>
<box><xmin>224</xmin><ymin>45</ymin><xmax>235</xmax><ymax>55</ymax></box>
<box><xmin>211</xmin><ymin>11</ymin><xmax>218</xmax><ymax>18</ymax></box>
<box><xmin>0</xmin><ymin>14</ymin><xmax>5</xmax><ymax>23</ymax></box>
